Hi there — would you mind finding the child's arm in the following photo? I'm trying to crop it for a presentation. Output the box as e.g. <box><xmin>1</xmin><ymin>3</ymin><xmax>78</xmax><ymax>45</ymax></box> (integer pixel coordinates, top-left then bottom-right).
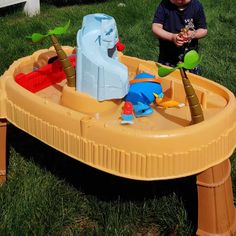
<box><xmin>188</xmin><ymin>28</ymin><xmax>208</xmax><ymax>40</ymax></box>
<box><xmin>152</xmin><ymin>23</ymin><xmax>185</xmax><ymax>47</ymax></box>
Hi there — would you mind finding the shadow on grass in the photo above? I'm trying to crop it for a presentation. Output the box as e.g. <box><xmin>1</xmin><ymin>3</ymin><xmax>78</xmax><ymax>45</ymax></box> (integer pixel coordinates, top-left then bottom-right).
<box><xmin>0</xmin><ymin>3</ymin><xmax>24</xmax><ymax>17</ymax></box>
<box><xmin>6</xmin><ymin>123</ymin><xmax>198</xmax><ymax>229</ymax></box>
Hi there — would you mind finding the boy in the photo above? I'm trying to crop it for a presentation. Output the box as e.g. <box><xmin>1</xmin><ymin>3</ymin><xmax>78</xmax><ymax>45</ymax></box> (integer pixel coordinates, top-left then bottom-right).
<box><xmin>152</xmin><ymin>0</ymin><xmax>207</xmax><ymax>74</ymax></box>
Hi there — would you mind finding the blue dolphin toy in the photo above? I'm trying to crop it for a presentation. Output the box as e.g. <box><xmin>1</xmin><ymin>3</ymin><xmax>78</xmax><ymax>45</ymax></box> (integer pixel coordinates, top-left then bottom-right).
<box><xmin>125</xmin><ymin>72</ymin><xmax>164</xmax><ymax>117</ymax></box>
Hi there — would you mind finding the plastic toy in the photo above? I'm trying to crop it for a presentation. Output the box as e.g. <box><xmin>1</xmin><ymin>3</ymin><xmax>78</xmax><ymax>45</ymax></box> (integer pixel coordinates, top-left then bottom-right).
<box><xmin>0</xmin><ymin>13</ymin><xmax>236</xmax><ymax>236</ymax></box>
<box><xmin>154</xmin><ymin>93</ymin><xmax>184</xmax><ymax>108</ymax></box>
<box><xmin>27</xmin><ymin>21</ymin><xmax>76</xmax><ymax>87</ymax></box>
<box><xmin>121</xmin><ymin>101</ymin><xmax>134</xmax><ymax>124</ymax></box>
<box><xmin>76</xmin><ymin>13</ymin><xmax>129</xmax><ymax>101</ymax></box>
<box><xmin>121</xmin><ymin>72</ymin><xmax>184</xmax><ymax>123</ymax></box>
<box><xmin>125</xmin><ymin>72</ymin><xmax>163</xmax><ymax>117</ymax></box>
<box><xmin>158</xmin><ymin>50</ymin><xmax>203</xmax><ymax>124</ymax></box>
<box><xmin>116</xmin><ymin>37</ymin><xmax>125</xmax><ymax>52</ymax></box>
<box><xmin>15</xmin><ymin>55</ymin><xmax>76</xmax><ymax>93</ymax></box>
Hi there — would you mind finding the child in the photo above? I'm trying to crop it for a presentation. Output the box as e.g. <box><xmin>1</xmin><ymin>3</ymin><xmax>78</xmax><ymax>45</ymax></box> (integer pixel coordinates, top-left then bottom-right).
<box><xmin>152</xmin><ymin>0</ymin><xmax>208</xmax><ymax>74</ymax></box>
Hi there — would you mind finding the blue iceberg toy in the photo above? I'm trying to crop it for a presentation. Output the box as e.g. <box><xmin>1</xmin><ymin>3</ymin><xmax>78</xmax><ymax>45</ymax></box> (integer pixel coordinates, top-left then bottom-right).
<box><xmin>76</xmin><ymin>13</ymin><xmax>129</xmax><ymax>101</ymax></box>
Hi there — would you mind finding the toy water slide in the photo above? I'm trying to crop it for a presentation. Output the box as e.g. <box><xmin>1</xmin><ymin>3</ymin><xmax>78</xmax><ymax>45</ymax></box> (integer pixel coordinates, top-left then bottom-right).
<box><xmin>76</xmin><ymin>13</ymin><xmax>129</xmax><ymax>101</ymax></box>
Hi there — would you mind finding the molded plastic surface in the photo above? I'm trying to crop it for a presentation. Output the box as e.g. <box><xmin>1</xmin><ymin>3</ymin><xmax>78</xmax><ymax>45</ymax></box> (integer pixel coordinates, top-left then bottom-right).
<box><xmin>15</xmin><ymin>55</ymin><xmax>76</xmax><ymax>93</ymax></box>
<box><xmin>76</xmin><ymin>13</ymin><xmax>129</xmax><ymax>101</ymax></box>
<box><xmin>0</xmin><ymin>119</ymin><xmax>7</xmax><ymax>184</ymax></box>
<box><xmin>0</xmin><ymin>47</ymin><xmax>235</xmax><ymax>181</ymax></box>
<box><xmin>197</xmin><ymin>160</ymin><xmax>236</xmax><ymax>235</ymax></box>
<box><xmin>125</xmin><ymin>72</ymin><xmax>163</xmax><ymax>117</ymax></box>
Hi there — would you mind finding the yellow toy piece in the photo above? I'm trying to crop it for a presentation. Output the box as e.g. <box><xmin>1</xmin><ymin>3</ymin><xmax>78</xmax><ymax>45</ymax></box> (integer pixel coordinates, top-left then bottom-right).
<box><xmin>153</xmin><ymin>93</ymin><xmax>185</xmax><ymax>108</ymax></box>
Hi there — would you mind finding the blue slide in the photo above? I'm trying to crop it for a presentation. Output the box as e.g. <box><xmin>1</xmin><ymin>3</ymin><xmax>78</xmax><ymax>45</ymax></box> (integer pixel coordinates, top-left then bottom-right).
<box><xmin>76</xmin><ymin>13</ymin><xmax>129</xmax><ymax>101</ymax></box>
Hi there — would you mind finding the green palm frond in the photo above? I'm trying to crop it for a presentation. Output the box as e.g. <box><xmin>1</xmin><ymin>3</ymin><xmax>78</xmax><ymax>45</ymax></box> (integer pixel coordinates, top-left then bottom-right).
<box><xmin>158</xmin><ymin>50</ymin><xmax>200</xmax><ymax>77</ymax></box>
<box><xmin>48</xmin><ymin>20</ymin><xmax>70</xmax><ymax>36</ymax></box>
<box><xmin>26</xmin><ymin>33</ymin><xmax>48</xmax><ymax>43</ymax></box>
<box><xmin>26</xmin><ymin>21</ymin><xmax>70</xmax><ymax>43</ymax></box>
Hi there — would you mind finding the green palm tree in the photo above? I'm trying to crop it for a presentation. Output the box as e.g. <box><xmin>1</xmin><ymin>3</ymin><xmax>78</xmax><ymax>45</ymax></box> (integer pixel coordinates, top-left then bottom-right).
<box><xmin>27</xmin><ymin>21</ymin><xmax>75</xmax><ymax>87</ymax></box>
<box><xmin>158</xmin><ymin>50</ymin><xmax>204</xmax><ymax>124</ymax></box>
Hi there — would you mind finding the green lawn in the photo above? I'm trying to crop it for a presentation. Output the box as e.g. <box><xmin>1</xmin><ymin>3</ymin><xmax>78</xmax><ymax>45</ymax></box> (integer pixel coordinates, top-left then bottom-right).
<box><xmin>0</xmin><ymin>0</ymin><xmax>235</xmax><ymax>235</ymax></box>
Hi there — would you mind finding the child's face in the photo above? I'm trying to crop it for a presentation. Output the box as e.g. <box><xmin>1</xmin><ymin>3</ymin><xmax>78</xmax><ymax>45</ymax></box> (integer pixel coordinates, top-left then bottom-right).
<box><xmin>170</xmin><ymin>0</ymin><xmax>191</xmax><ymax>7</ymax></box>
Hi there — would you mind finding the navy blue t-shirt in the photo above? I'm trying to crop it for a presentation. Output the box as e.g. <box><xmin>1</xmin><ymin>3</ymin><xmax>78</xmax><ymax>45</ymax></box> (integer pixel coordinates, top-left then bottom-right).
<box><xmin>153</xmin><ymin>0</ymin><xmax>207</xmax><ymax>65</ymax></box>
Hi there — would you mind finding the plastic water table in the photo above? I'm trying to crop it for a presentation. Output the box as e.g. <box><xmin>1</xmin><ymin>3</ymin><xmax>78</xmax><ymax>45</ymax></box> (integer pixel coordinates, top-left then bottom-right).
<box><xmin>0</xmin><ymin>13</ymin><xmax>236</xmax><ymax>235</ymax></box>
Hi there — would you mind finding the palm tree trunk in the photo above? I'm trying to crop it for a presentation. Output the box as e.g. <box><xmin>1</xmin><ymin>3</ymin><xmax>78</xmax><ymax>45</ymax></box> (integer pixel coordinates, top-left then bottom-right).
<box><xmin>50</xmin><ymin>35</ymin><xmax>75</xmax><ymax>87</ymax></box>
<box><xmin>179</xmin><ymin>68</ymin><xmax>204</xmax><ymax>124</ymax></box>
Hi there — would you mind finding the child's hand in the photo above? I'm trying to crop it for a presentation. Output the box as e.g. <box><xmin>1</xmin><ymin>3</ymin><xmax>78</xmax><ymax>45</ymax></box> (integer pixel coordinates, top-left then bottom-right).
<box><xmin>178</xmin><ymin>29</ymin><xmax>196</xmax><ymax>43</ymax></box>
<box><xmin>172</xmin><ymin>33</ymin><xmax>186</xmax><ymax>47</ymax></box>
<box><xmin>186</xmin><ymin>30</ymin><xmax>196</xmax><ymax>42</ymax></box>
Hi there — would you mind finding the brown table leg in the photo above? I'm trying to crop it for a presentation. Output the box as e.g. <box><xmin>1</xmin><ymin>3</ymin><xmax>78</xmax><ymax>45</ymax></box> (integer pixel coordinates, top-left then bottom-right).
<box><xmin>196</xmin><ymin>159</ymin><xmax>236</xmax><ymax>235</ymax></box>
<box><xmin>0</xmin><ymin>119</ymin><xmax>7</xmax><ymax>185</ymax></box>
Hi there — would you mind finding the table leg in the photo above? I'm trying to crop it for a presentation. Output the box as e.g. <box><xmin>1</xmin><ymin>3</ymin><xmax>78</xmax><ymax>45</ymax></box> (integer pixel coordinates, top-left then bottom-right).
<box><xmin>196</xmin><ymin>159</ymin><xmax>236</xmax><ymax>235</ymax></box>
<box><xmin>0</xmin><ymin>119</ymin><xmax>7</xmax><ymax>185</ymax></box>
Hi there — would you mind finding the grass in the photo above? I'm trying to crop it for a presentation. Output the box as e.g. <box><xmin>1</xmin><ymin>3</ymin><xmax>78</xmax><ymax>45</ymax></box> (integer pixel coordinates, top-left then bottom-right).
<box><xmin>0</xmin><ymin>0</ymin><xmax>235</xmax><ymax>235</ymax></box>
